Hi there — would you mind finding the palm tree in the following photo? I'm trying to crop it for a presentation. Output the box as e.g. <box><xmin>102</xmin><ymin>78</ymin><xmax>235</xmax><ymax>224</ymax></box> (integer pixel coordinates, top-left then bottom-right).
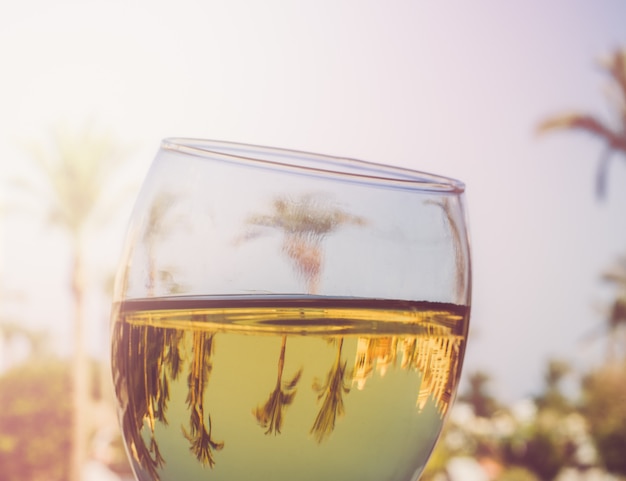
<box><xmin>538</xmin><ymin>48</ymin><xmax>626</xmax><ymax>360</ymax></box>
<box><xmin>243</xmin><ymin>193</ymin><xmax>366</xmax><ymax>294</ymax></box>
<box><xmin>183</xmin><ymin>331</ymin><xmax>224</xmax><ymax>467</ymax></box>
<box><xmin>600</xmin><ymin>256</ymin><xmax>626</xmax><ymax>360</ymax></box>
<box><xmin>17</xmin><ymin>124</ymin><xmax>129</xmax><ymax>481</ymax></box>
<box><xmin>537</xmin><ymin>48</ymin><xmax>626</xmax><ymax>199</ymax></box>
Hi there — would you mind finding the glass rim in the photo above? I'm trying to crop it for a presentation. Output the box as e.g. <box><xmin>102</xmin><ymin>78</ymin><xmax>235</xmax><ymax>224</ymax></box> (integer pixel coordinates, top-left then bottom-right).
<box><xmin>161</xmin><ymin>137</ymin><xmax>466</xmax><ymax>193</ymax></box>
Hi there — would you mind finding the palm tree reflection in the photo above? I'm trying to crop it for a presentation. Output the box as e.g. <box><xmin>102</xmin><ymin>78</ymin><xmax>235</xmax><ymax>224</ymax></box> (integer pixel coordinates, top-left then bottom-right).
<box><xmin>253</xmin><ymin>336</ymin><xmax>303</xmax><ymax>434</ymax></box>
<box><xmin>244</xmin><ymin>193</ymin><xmax>366</xmax><ymax>293</ymax></box>
<box><xmin>112</xmin><ymin>319</ymin><xmax>224</xmax><ymax>478</ymax></box>
<box><xmin>112</xmin><ymin>322</ymin><xmax>176</xmax><ymax>480</ymax></box>
<box><xmin>310</xmin><ymin>338</ymin><xmax>351</xmax><ymax>443</ymax></box>
<box><xmin>110</xmin><ymin>309</ymin><xmax>467</xmax><ymax>477</ymax></box>
<box><xmin>142</xmin><ymin>191</ymin><xmax>185</xmax><ymax>296</ymax></box>
<box><xmin>426</xmin><ymin>198</ymin><xmax>468</xmax><ymax>302</ymax></box>
<box><xmin>182</xmin><ymin>331</ymin><xmax>224</xmax><ymax>467</ymax></box>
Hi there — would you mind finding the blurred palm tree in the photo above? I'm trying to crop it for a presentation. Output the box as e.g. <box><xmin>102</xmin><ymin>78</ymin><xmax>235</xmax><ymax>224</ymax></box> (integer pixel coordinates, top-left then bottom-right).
<box><xmin>600</xmin><ymin>256</ymin><xmax>626</xmax><ymax>360</ymax></box>
<box><xmin>538</xmin><ymin>48</ymin><xmax>626</xmax><ymax>360</ymax></box>
<box><xmin>17</xmin><ymin>124</ymin><xmax>129</xmax><ymax>481</ymax></box>
<box><xmin>537</xmin><ymin>48</ymin><xmax>626</xmax><ymax>199</ymax></box>
<box><xmin>244</xmin><ymin>193</ymin><xmax>366</xmax><ymax>294</ymax></box>
<box><xmin>141</xmin><ymin>191</ymin><xmax>185</xmax><ymax>296</ymax></box>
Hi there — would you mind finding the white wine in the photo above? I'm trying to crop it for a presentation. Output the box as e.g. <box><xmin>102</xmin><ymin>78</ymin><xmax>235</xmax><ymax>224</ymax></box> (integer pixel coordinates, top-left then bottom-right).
<box><xmin>111</xmin><ymin>296</ymin><xmax>469</xmax><ymax>481</ymax></box>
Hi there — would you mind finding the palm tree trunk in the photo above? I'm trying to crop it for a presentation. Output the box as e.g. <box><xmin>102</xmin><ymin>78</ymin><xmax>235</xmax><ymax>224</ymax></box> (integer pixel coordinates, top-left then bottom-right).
<box><xmin>596</xmin><ymin>146</ymin><xmax>613</xmax><ymax>200</ymax></box>
<box><xmin>70</xmin><ymin>244</ymin><xmax>89</xmax><ymax>481</ymax></box>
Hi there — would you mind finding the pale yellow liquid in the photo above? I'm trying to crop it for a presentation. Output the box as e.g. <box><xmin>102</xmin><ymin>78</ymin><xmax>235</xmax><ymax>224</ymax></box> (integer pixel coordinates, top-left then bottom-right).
<box><xmin>111</xmin><ymin>296</ymin><xmax>469</xmax><ymax>481</ymax></box>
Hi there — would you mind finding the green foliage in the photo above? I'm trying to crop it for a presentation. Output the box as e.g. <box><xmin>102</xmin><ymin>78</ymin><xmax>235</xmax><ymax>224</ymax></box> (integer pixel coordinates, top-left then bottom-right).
<box><xmin>580</xmin><ymin>361</ymin><xmax>626</xmax><ymax>475</ymax></box>
<box><xmin>535</xmin><ymin>359</ymin><xmax>572</xmax><ymax>413</ymax></box>
<box><xmin>459</xmin><ymin>370</ymin><xmax>500</xmax><ymax>418</ymax></box>
<box><xmin>503</xmin><ymin>426</ymin><xmax>573</xmax><ymax>481</ymax></box>
<box><xmin>498</xmin><ymin>466</ymin><xmax>540</xmax><ymax>481</ymax></box>
<box><xmin>0</xmin><ymin>358</ymin><xmax>72</xmax><ymax>481</ymax></box>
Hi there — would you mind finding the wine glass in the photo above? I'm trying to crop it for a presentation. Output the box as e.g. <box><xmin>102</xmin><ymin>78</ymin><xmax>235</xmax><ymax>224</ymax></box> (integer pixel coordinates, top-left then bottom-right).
<box><xmin>110</xmin><ymin>138</ymin><xmax>471</xmax><ymax>481</ymax></box>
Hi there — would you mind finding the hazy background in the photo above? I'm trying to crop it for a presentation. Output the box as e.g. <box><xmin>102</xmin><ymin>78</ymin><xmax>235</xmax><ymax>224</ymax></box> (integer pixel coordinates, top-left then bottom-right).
<box><xmin>1</xmin><ymin>0</ymin><xmax>626</xmax><ymax>404</ymax></box>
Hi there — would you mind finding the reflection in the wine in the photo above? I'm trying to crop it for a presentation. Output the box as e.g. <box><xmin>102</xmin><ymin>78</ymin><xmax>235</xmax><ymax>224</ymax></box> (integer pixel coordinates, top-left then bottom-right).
<box><xmin>111</xmin><ymin>305</ymin><xmax>466</xmax><ymax>481</ymax></box>
<box><xmin>310</xmin><ymin>338</ymin><xmax>350</xmax><ymax>443</ymax></box>
<box><xmin>182</xmin><ymin>331</ymin><xmax>223</xmax><ymax>467</ymax></box>
<box><xmin>252</xmin><ymin>335</ymin><xmax>303</xmax><ymax>435</ymax></box>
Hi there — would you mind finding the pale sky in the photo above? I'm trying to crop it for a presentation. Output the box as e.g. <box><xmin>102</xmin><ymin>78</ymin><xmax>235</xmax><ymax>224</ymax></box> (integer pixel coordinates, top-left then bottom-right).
<box><xmin>1</xmin><ymin>0</ymin><xmax>626</xmax><ymax>402</ymax></box>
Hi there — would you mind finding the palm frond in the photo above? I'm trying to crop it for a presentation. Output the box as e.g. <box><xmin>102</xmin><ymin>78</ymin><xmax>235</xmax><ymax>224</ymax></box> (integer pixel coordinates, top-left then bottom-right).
<box><xmin>537</xmin><ymin>49</ymin><xmax>626</xmax><ymax>159</ymax></box>
<box><xmin>19</xmin><ymin>124</ymin><xmax>129</xmax><ymax>234</ymax></box>
<box><xmin>283</xmin><ymin>368</ymin><xmax>303</xmax><ymax>389</ymax></box>
<box><xmin>599</xmin><ymin>49</ymin><xmax>626</xmax><ymax>109</ymax></box>
<box><xmin>537</xmin><ymin>109</ymin><xmax>626</xmax><ymax>200</ymax></box>
<box><xmin>182</xmin><ymin>413</ymin><xmax>224</xmax><ymax>467</ymax></box>
<box><xmin>537</xmin><ymin>113</ymin><xmax>615</xmax><ymax>140</ymax></box>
